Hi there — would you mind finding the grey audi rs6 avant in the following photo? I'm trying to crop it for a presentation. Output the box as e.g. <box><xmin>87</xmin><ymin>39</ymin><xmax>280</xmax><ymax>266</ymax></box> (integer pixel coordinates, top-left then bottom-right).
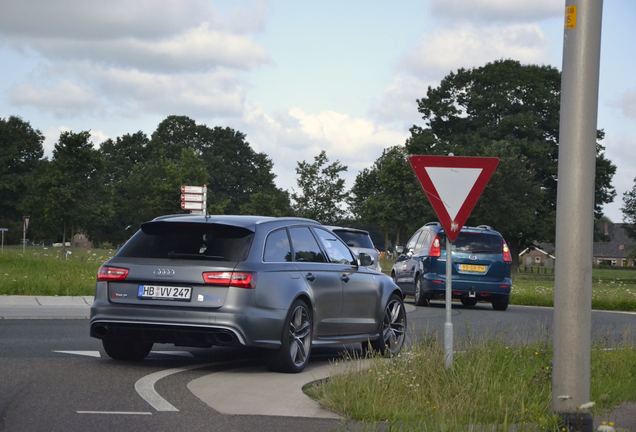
<box><xmin>90</xmin><ymin>215</ymin><xmax>406</xmax><ymax>372</ymax></box>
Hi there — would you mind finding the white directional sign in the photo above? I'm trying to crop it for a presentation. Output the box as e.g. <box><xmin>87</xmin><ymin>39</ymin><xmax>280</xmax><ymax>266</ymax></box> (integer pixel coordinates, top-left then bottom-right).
<box><xmin>181</xmin><ymin>201</ymin><xmax>205</xmax><ymax>211</ymax></box>
<box><xmin>180</xmin><ymin>185</ymin><xmax>207</xmax><ymax>215</ymax></box>
<box><xmin>181</xmin><ymin>185</ymin><xmax>205</xmax><ymax>194</ymax></box>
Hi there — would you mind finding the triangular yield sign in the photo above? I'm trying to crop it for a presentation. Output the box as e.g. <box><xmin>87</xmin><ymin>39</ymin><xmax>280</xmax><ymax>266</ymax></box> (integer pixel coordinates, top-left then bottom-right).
<box><xmin>408</xmin><ymin>155</ymin><xmax>499</xmax><ymax>242</ymax></box>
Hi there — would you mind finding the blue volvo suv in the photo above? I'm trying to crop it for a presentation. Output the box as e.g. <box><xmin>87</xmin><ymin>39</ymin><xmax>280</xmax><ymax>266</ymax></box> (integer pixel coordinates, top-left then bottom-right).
<box><xmin>391</xmin><ymin>222</ymin><xmax>512</xmax><ymax>310</ymax></box>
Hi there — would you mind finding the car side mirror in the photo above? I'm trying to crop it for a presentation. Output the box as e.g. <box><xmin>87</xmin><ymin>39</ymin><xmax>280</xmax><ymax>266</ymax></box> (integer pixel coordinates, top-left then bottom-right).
<box><xmin>395</xmin><ymin>245</ymin><xmax>404</xmax><ymax>254</ymax></box>
<box><xmin>358</xmin><ymin>252</ymin><xmax>374</xmax><ymax>267</ymax></box>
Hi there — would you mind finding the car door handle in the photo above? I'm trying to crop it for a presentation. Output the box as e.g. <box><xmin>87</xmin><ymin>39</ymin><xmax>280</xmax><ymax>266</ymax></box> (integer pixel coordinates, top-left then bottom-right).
<box><xmin>305</xmin><ymin>273</ymin><xmax>316</xmax><ymax>282</ymax></box>
<box><xmin>341</xmin><ymin>274</ymin><xmax>350</xmax><ymax>283</ymax></box>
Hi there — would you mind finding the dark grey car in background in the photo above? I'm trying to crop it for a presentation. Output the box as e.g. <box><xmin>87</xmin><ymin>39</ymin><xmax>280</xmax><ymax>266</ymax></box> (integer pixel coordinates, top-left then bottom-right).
<box><xmin>324</xmin><ymin>226</ymin><xmax>382</xmax><ymax>272</ymax></box>
<box><xmin>90</xmin><ymin>215</ymin><xmax>406</xmax><ymax>372</ymax></box>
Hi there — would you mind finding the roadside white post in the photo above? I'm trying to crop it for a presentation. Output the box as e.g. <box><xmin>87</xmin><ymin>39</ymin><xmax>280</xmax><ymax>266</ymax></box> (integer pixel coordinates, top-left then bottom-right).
<box><xmin>444</xmin><ymin>235</ymin><xmax>453</xmax><ymax>368</ymax></box>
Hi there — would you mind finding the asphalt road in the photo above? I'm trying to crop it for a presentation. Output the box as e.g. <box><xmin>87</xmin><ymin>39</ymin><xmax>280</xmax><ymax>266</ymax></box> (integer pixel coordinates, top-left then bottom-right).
<box><xmin>0</xmin><ymin>302</ymin><xmax>634</xmax><ymax>432</ymax></box>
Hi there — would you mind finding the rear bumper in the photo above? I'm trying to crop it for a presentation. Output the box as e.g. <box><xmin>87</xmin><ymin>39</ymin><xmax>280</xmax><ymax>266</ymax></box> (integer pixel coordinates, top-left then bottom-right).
<box><xmin>89</xmin><ymin>298</ymin><xmax>287</xmax><ymax>349</ymax></box>
<box><xmin>422</xmin><ymin>275</ymin><xmax>511</xmax><ymax>300</ymax></box>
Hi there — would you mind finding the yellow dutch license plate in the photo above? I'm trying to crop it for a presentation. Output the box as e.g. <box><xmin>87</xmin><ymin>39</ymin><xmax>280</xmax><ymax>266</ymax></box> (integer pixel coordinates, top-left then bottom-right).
<box><xmin>459</xmin><ymin>264</ymin><xmax>487</xmax><ymax>273</ymax></box>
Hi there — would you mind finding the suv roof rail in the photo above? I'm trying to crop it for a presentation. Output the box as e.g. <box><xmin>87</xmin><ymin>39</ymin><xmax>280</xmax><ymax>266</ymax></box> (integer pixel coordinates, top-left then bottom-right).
<box><xmin>424</xmin><ymin>221</ymin><xmax>441</xmax><ymax>227</ymax></box>
<box><xmin>476</xmin><ymin>225</ymin><xmax>493</xmax><ymax>230</ymax></box>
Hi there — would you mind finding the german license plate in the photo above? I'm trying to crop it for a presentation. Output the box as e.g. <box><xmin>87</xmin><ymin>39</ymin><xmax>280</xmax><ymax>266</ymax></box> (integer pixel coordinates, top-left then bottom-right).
<box><xmin>458</xmin><ymin>264</ymin><xmax>487</xmax><ymax>273</ymax></box>
<box><xmin>138</xmin><ymin>285</ymin><xmax>192</xmax><ymax>300</ymax></box>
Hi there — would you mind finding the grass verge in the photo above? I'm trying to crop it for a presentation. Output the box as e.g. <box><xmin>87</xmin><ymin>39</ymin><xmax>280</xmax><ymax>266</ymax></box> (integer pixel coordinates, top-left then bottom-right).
<box><xmin>306</xmin><ymin>341</ymin><xmax>636</xmax><ymax>431</ymax></box>
<box><xmin>0</xmin><ymin>247</ymin><xmax>112</xmax><ymax>296</ymax></box>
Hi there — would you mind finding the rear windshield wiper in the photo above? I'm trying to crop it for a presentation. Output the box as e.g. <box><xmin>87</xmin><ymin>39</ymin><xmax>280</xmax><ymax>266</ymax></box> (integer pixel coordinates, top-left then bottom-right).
<box><xmin>167</xmin><ymin>251</ymin><xmax>226</xmax><ymax>260</ymax></box>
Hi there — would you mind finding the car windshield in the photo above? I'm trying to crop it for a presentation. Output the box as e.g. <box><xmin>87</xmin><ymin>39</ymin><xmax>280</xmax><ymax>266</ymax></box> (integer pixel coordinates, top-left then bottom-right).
<box><xmin>439</xmin><ymin>232</ymin><xmax>502</xmax><ymax>254</ymax></box>
<box><xmin>117</xmin><ymin>222</ymin><xmax>254</xmax><ymax>261</ymax></box>
<box><xmin>332</xmin><ymin>230</ymin><xmax>374</xmax><ymax>249</ymax></box>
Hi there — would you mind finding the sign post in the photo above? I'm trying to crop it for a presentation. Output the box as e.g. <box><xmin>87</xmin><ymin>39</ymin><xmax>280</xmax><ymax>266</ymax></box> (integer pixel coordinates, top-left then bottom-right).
<box><xmin>22</xmin><ymin>216</ymin><xmax>30</xmax><ymax>254</ymax></box>
<box><xmin>408</xmin><ymin>155</ymin><xmax>498</xmax><ymax>368</ymax></box>
<box><xmin>180</xmin><ymin>185</ymin><xmax>207</xmax><ymax>216</ymax></box>
<box><xmin>0</xmin><ymin>228</ymin><xmax>7</xmax><ymax>253</ymax></box>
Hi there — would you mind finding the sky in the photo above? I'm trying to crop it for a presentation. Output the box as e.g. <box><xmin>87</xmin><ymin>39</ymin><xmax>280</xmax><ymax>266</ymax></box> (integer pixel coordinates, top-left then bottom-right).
<box><xmin>1</xmin><ymin>0</ymin><xmax>634</xmax><ymax>222</ymax></box>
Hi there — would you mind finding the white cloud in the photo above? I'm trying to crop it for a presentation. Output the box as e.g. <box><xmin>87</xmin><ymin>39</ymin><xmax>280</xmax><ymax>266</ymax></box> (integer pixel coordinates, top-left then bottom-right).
<box><xmin>240</xmin><ymin>106</ymin><xmax>408</xmax><ymax>192</ymax></box>
<box><xmin>18</xmin><ymin>24</ymin><xmax>268</xmax><ymax>73</ymax></box>
<box><xmin>430</xmin><ymin>0</ymin><xmax>561</xmax><ymax>23</ymax></box>
<box><xmin>41</xmin><ymin>126</ymin><xmax>71</xmax><ymax>158</ymax></box>
<box><xmin>0</xmin><ymin>0</ymin><xmax>266</xmax><ymax>39</ymax></box>
<box><xmin>9</xmin><ymin>64</ymin><xmax>247</xmax><ymax>119</ymax></box>
<box><xmin>403</xmin><ymin>24</ymin><xmax>548</xmax><ymax>79</ymax></box>
<box><xmin>9</xmin><ymin>81</ymin><xmax>97</xmax><ymax>117</ymax></box>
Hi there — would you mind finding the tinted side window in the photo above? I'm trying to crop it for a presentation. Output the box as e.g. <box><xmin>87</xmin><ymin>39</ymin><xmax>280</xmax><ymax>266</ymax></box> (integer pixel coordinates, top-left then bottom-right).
<box><xmin>263</xmin><ymin>228</ymin><xmax>292</xmax><ymax>262</ymax></box>
<box><xmin>314</xmin><ymin>228</ymin><xmax>356</xmax><ymax>265</ymax></box>
<box><xmin>333</xmin><ymin>230</ymin><xmax>374</xmax><ymax>249</ymax></box>
<box><xmin>415</xmin><ymin>230</ymin><xmax>429</xmax><ymax>252</ymax></box>
<box><xmin>289</xmin><ymin>227</ymin><xmax>327</xmax><ymax>263</ymax></box>
<box><xmin>406</xmin><ymin>230</ymin><xmax>422</xmax><ymax>251</ymax></box>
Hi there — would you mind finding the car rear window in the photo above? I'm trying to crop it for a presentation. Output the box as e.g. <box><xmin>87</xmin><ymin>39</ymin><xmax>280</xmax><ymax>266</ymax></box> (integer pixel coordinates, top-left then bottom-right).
<box><xmin>332</xmin><ymin>230</ymin><xmax>374</xmax><ymax>249</ymax></box>
<box><xmin>439</xmin><ymin>232</ymin><xmax>502</xmax><ymax>254</ymax></box>
<box><xmin>117</xmin><ymin>222</ymin><xmax>254</xmax><ymax>261</ymax></box>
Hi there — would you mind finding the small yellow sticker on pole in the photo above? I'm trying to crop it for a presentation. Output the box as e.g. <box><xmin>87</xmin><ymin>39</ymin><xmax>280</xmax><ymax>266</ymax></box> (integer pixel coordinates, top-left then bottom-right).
<box><xmin>565</xmin><ymin>5</ymin><xmax>577</xmax><ymax>29</ymax></box>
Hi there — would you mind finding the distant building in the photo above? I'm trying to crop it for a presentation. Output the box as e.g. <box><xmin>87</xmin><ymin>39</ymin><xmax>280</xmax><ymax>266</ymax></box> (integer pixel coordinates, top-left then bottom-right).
<box><xmin>519</xmin><ymin>222</ymin><xmax>636</xmax><ymax>268</ymax></box>
<box><xmin>593</xmin><ymin>222</ymin><xmax>635</xmax><ymax>267</ymax></box>
<box><xmin>519</xmin><ymin>246</ymin><xmax>555</xmax><ymax>268</ymax></box>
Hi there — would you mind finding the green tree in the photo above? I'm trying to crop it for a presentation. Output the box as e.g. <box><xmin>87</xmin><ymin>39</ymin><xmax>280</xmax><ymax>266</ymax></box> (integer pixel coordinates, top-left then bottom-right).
<box><xmin>22</xmin><ymin>131</ymin><xmax>111</xmax><ymax>243</ymax></box>
<box><xmin>350</xmin><ymin>146</ymin><xmax>432</xmax><ymax>247</ymax></box>
<box><xmin>623</xmin><ymin>178</ymin><xmax>636</xmax><ymax>242</ymax></box>
<box><xmin>407</xmin><ymin>60</ymin><xmax>616</xmax><ymax>260</ymax></box>
<box><xmin>0</xmin><ymin>116</ymin><xmax>44</xmax><ymax>243</ymax></box>
<box><xmin>148</xmin><ymin>116</ymin><xmax>289</xmax><ymax>215</ymax></box>
<box><xmin>115</xmin><ymin>148</ymin><xmax>208</xmax><ymax>235</ymax></box>
<box><xmin>292</xmin><ymin>150</ymin><xmax>348</xmax><ymax>224</ymax></box>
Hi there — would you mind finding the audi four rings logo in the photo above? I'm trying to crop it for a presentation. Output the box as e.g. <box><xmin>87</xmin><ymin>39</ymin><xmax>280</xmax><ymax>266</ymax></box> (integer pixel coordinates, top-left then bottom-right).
<box><xmin>153</xmin><ymin>268</ymin><xmax>176</xmax><ymax>276</ymax></box>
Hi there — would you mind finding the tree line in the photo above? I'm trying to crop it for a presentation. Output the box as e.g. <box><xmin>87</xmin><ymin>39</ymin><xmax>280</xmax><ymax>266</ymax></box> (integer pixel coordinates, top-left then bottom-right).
<box><xmin>0</xmin><ymin>60</ymin><xmax>625</xmax><ymax>260</ymax></box>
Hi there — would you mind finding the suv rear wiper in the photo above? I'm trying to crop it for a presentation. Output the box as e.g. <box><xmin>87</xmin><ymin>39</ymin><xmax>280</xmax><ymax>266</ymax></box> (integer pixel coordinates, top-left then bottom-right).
<box><xmin>167</xmin><ymin>251</ymin><xmax>226</xmax><ymax>260</ymax></box>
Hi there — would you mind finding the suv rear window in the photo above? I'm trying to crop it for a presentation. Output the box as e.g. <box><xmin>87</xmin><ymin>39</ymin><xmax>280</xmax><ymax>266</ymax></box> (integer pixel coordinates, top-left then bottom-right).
<box><xmin>332</xmin><ymin>230</ymin><xmax>374</xmax><ymax>249</ymax></box>
<box><xmin>117</xmin><ymin>222</ymin><xmax>254</xmax><ymax>261</ymax></box>
<box><xmin>439</xmin><ymin>232</ymin><xmax>502</xmax><ymax>254</ymax></box>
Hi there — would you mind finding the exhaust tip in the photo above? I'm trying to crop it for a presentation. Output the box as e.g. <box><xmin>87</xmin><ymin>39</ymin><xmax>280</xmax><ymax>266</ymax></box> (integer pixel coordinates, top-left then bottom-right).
<box><xmin>92</xmin><ymin>324</ymin><xmax>109</xmax><ymax>338</ymax></box>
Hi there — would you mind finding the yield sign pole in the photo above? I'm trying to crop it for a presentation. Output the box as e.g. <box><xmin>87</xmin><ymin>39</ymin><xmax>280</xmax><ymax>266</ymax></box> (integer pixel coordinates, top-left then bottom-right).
<box><xmin>408</xmin><ymin>155</ymin><xmax>499</xmax><ymax>368</ymax></box>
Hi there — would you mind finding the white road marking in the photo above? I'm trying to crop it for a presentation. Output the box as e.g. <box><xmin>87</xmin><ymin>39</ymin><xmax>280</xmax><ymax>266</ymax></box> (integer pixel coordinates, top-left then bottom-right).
<box><xmin>53</xmin><ymin>350</ymin><xmax>101</xmax><ymax>358</ymax></box>
<box><xmin>134</xmin><ymin>363</ymin><xmax>215</xmax><ymax>412</ymax></box>
<box><xmin>53</xmin><ymin>350</ymin><xmax>196</xmax><ymax>359</ymax></box>
<box><xmin>76</xmin><ymin>411</ymin><xmax>152</xmax><ymax>415</ymax></box>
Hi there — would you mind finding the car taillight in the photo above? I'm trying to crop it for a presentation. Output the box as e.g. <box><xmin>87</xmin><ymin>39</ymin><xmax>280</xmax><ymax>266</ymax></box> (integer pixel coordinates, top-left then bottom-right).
<box><xmin>202</xmin><ymin>271</ymin><xmax>253</xmax><ymax>289</ymax></box>
<box><xmin>97</xmin><ymin>265</ymin><xmax>129</xmax><ymax>281</ymax></box>
<box><xmin>429</xmin><ymin>235</ymin><xmax>441</xmax><ymax>257</ymax></box>
<box><xmin>502</xmin><ymin>242</ymin><xmax>512</xmax><ymax>263</ymax></box>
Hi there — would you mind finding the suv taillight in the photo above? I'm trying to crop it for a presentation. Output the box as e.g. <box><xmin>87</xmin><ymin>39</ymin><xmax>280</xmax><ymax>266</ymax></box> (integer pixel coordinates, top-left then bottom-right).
<box><xmin>97</xmin><ymin>265</ymin><xmax>129</xmax><ymax>281</ymax></box>
<box><xmin>502</xmin><ymin>242</ymin><xmax>512</xmax><ymax>263</ymax></box>
<box><xmin>202</xmin><ymin>271</ymin><xmax>253</xmax><ymax>289</ymax></box>
<box><xmin>429</xmin><ymin>235</ymin><xmax>441</xmax><ymax>257</ymax></box>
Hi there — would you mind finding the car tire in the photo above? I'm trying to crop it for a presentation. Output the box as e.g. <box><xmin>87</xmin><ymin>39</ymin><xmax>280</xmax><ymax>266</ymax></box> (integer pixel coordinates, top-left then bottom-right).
<box><xmin>268</xmin><ymin>299</ymin><xmax>313</xmax><ymax>373</ymax></box>
<box><xmin>492</xmin><ymin>297</ymin><xmax>509</xmax><ymax>311</ymax></box>
<box><xmin>102</xmin><ymin>337</ymin><xmax>152</xmax><ymax>361</ymax></box>
<box><xmin>366</xmin><ymin>294</ymin><xmax>406</xmax><ymax>357</ymax></box>
<box><xmin>414</xmin><ymin>277</ymin><xmax>430</xmax><ymax>306</ymax></box>
<box><xmin>461</xmin><ymin>298</ymin><xmax>478</xmax><ymax>307</ymax></box>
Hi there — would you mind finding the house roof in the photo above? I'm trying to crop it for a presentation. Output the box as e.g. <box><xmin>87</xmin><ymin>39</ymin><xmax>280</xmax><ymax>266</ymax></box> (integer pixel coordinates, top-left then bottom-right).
<box><xmin>593</xmin><ymin>223</ymin><xmax>635</xmax><ymax>259</ymax></box>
